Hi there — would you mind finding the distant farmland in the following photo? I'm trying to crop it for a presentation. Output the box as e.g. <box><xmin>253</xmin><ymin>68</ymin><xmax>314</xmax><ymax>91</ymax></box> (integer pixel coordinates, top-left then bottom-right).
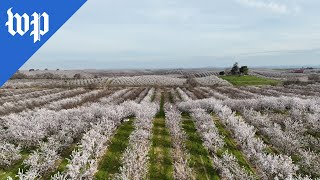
<box><xmin>0</xmin><ymin>69</ymin><xmax>319</xmax><ymax>180</ymax></box>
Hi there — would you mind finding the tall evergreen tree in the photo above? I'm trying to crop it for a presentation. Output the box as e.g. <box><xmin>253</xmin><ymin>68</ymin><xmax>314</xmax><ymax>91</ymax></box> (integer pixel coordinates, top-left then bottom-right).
<box><xmin>231</xmin><ymin>62</ymin><xmax>240</xmax><ymax>75</ymax></box>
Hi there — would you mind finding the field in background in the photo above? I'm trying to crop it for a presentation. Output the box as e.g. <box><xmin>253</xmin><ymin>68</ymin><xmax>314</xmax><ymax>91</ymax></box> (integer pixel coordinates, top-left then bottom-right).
<box><xmin>0</xmin><ymin>68</ymin><xmax>319</xmax><ymax>180</ymax></box>
<box><xmin>220</xmin><ymin>75</ymin><xmax>280</xmax><ymax>86</ymax></box>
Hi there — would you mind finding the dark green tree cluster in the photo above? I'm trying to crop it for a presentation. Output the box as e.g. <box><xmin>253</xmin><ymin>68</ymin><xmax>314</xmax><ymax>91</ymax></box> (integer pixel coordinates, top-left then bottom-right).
<box><xmin>231</xmin><ymin>62</ymin><xmax>249</xmax><ymax>75</ymax></box>
<box><xmin>231</xmin><ymin>62</ymin><xmax>239</xmax><ymax>75</ymax></box>
<box><xmin>240</xmin><ymin>66</ymin><xmax>249</xmax><ymax>75</ymax></box>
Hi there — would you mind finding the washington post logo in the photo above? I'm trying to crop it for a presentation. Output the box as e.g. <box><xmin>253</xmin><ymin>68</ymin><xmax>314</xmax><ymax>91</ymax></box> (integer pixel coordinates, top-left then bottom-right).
<box><xmin>5</xmin><ymin>8</ymin><xmax>49</xmax><ymax>43</ymax></box>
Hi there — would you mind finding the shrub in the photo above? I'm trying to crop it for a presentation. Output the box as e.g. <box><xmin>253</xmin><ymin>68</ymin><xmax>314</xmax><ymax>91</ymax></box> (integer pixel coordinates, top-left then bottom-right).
<box><xmin>73</xmin><ymin>74</ymin><xmax>81</xmax><ymax>79</ymax></box>
<box><xmin>10</xmin><ymin>72</ymin><xmax>28</xmax><ymax>79</ymax></box>
<box><xmin>240</xmin><ymin>66</ymin><xmax>249</xmax><ymax>75</ymax></box>
<box><xmin>88</xmin><ymin>83</ymin><xmax>99</xmax><ymax>90</ymax></box>
<box><xmin>308</xmin><ymin>74</ymin><xmax>320</xmax><ymax>82</ymax></box>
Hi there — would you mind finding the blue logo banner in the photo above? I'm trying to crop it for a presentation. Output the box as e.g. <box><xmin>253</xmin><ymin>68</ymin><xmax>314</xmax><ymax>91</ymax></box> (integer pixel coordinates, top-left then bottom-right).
<box><xmin>0</xmin><ymin>0</ymin><xmax>87</xmax><ymax>87</ymax></box>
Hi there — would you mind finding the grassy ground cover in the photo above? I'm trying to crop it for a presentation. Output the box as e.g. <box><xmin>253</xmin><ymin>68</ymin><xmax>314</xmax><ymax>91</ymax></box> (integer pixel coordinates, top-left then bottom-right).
<box><xmin>149</xmin><ymin>90</ymin><xmax>174</xmax><ymax>179</ymax></box>
<box><xmin>212</xmin><ymin>115</ymin><xmax>256</xmax><ymax>175</ymax></box>
<box><xmin>41</xmin><ymin>143</ymin><xmax>78</xmax><ymax>180</ymax></box>
<box><xmin>149</xmin><ymin>118</ymin><xmax>174</xmax><ymax>180</ymax></box>
<box><xmin>221</xmin><ymin>75</ymin><xmax>280</xmax><ymax>86</ymax></box>
<box><xmin>182</xmin><ymin>114</ymin><xmax>220</xmax><ymax>180</ymax></box>
<box><xmin>155</xmin><ymin>92</ymin><xmax>165</xmax><ymax>118</ymax></box>
<box><xmin>0</xmin><ymin>150</ymin><xmax>30</xmax><ymax>180</ymax></box>
<box><xmin>94</xmin><ymin>118</ymin><xmax>135</xmax><ymax>179</ymax></box>
<box><xmin>0</xmin><ymin>142</ymin><xmax>81</xmax><ymax>180</ymax></box>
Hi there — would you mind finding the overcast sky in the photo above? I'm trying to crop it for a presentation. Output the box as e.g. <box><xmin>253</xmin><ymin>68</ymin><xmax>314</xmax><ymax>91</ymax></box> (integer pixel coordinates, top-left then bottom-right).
<box><xmin>22</xmin><ymin>0</ymin><xmax>320</xmax><ymax>69</ymax></box>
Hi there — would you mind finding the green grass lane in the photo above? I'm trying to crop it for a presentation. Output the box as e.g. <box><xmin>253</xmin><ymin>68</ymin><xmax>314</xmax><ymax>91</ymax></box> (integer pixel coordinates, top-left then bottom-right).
<box><xmin>182</xmin><ymin>114</ymin><xmax>220</xmax><ymax>180</ymax></box>
<box><xmin>155</xmin><ymin>92</ymin><xmax>165</xmax><ymax>118</ymax></box>
<box><xmin>94</xmin><ymin>118</ymin><xmax>135</xmax><ymax>180</ymax></box>
<box><xmin>212</xmin><ymin>115</ymin><xmax>256</xmax><ymax>175</ymax></box>
<box><xmin>149</xmin><ymin>118</ymin><xmax>174</xmax><ymax>180</ymax></box>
